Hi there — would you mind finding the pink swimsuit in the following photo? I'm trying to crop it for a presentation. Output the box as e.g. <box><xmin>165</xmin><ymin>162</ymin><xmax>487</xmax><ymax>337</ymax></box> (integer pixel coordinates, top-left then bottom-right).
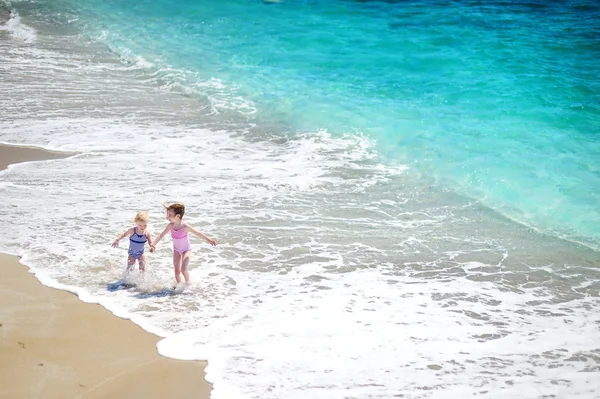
<box><xmin>171</xmin><ymin>224</ymin><xmax>191</xmax><ymax>254</ymax></box>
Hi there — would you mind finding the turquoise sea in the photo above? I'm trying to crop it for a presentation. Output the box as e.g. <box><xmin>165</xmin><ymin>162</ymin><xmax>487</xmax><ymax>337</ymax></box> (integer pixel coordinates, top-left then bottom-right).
<box><xmin>1</xmin><ymin>0</ymin><xmax>599</xmax><ymax>398</ymax></box>
<box><xmin>54</xmin><ymin>0</ymin><xmax>600</xmax><ymax>248</ymax></box>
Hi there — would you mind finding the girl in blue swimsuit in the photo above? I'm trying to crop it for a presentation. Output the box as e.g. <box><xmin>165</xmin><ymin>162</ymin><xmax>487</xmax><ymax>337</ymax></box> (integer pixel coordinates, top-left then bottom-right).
<box><xmin>112</xmin><ymin>211</ymin><xmax>154</xmax><ymax>273</ymax></box>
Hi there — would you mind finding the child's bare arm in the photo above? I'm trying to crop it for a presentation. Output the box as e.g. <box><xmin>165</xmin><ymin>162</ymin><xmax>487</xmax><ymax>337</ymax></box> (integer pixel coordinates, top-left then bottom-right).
<box><xmin>112</xmin><ymin>228</ymin><xmax>133</xmax><ymax>247</ymax></box>
<box><xmin>186</xmin><ymin>225</ymin><xmax>217</xmax><ymax>246</ymax></box>
<box><xmin>150</xmin><ymin>225</ymin><xmax>170</xmax><ymax>251</ymax></box>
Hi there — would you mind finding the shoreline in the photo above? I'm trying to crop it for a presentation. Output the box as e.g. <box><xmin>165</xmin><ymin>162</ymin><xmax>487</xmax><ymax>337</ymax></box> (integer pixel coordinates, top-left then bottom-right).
<box><xmin>0</xmin><ymin>144</ymin><xmax>212</xmax><ymax>398</ymax></box>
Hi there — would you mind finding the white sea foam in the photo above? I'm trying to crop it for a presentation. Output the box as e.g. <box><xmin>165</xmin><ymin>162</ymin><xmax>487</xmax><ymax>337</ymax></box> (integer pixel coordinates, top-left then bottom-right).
<box><xmin>2</xmin><ymin>17</ymin><xmax>600</xmax><ymax>399</ymax></box>
<box><xmin>156</xmin><ymin>271</ymin><xmax>600</xmax><ymax>399</ymax></box>
<box><xmin>0</xmin><ymin>12</ymin><xmax>36</xmax><ymax>43</ymax></box>
<box><xmin>133</xmin><ymin>55</ymin><xmax>153</xmax><ymax>69</ymax></box>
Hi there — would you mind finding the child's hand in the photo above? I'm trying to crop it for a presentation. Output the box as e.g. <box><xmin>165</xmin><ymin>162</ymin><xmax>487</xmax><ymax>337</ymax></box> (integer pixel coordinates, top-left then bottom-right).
<box><xmin>207</xmin><ymin>239</ymin><xmax>216</xmax><ymax>247</ymax></box>
<box><xmin>111</xmin><ymin>240</ymin><xmax>119</xmax><ymax>248</ymax></box>
<box><xmin>149</xmin><ymin>244</ymin><xmax>156</xmax><ymax>253</ymax></box>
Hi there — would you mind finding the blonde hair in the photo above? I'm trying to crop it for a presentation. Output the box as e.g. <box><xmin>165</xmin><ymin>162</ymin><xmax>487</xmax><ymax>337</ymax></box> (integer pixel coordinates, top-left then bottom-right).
<box><xmin>133</xmin><ymin>211</ymin><xmax>149</xmax><ymax>223</ymax></box>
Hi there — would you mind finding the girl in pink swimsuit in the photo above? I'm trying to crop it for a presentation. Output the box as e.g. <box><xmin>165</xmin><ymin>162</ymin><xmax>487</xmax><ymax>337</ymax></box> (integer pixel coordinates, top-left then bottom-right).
<box><xmin>151</xmin><ymin>203</ymin><xmax>216</xmax><ymax>287</ymax></box>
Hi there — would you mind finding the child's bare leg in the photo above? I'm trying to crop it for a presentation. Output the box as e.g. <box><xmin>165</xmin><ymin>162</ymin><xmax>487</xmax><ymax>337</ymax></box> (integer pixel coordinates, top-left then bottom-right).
<box><xmin>139</xmin><ymin>254</ymin><xmax>146</xmax><ymax>273</ymax></box>
<box><xmin>173</xmin><ymin>251</ymin><xmax>182</xmax><ymax>285</ymax></box>
<box><xmin>181</xmin><ymin>250</ymin><xmax>191</xmax><ymax>284</ymax></box>
<box><xmin>126</xmin><ymin>255</ymin><xmax>136</xmax><ymax>272</ymax></box>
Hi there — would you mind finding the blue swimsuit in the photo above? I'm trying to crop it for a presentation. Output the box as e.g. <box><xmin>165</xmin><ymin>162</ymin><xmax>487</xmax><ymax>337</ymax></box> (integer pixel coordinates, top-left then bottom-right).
<box><xmin>128</xmin><ymin>228</ymin><xmax>148</xmax><ymax>259</ymax></box>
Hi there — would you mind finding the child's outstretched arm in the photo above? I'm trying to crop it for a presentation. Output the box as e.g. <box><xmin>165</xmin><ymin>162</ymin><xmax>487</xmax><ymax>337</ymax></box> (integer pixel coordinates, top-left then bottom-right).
<box><xmin>150</xmin><ymin>225</ymin><xmax>170</xmax><ymax>252</ymax></box>
<box><xmin>112</xmin><ymin>228</ymin><xmax>134</xmax><ymax>248</ymax></box>
<box><xmin>186</xmin><ymin>225</ymin><xmax>217</xmax><ymax>246</ymax></box>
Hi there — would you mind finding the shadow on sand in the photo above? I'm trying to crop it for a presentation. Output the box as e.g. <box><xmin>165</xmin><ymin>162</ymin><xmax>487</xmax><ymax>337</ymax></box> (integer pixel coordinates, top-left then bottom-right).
<box><xmin>106</xmin><ymin>280</ymin><xmax>137</xmax><ymax>292</ymax></box>
<box><xmin>133</xmin><ymin>289</ymin><xmax>177</xmax><ymax>299</ymax></box>
<box><xmin>107</xmin><ymin>280</ymin><xmax>187</xmax><ymax>298</ymax></box>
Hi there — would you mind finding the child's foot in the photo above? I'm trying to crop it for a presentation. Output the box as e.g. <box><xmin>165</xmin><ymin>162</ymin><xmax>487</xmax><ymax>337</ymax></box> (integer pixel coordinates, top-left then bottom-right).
<box><xmin>172</xmin><ymin>282</ymin><xmax>188</xmax><ymax>293</ymax></box>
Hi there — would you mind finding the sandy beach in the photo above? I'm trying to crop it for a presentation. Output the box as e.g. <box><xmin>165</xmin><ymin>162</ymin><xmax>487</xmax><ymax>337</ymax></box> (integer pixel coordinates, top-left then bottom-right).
<box><xmin>0</xmin><ymin>145</ymin><xmax>212</xmax><ymax>399</ymax></box>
